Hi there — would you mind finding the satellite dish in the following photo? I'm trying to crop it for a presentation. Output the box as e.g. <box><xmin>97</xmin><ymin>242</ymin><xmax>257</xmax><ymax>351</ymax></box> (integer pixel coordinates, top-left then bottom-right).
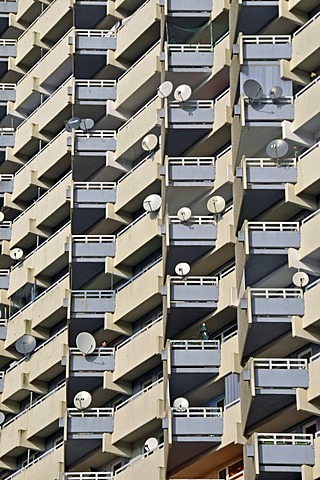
<box><xmin>157</xmin><ymin>81</ymin><xmax>173</xmax><ymax>99</ymax></box>
<box><xmin>15</xmin><ymin>335</ymin><xmax>36</xmax><ymax>355</ymax></box>
<box><xmin>175</xmin><ymin>262</ymin><xmax>190</xmax><ymax>277</ymax></box>
<box><xmin>141</xmin><ymin>134</ymin><xmax>158</xmax><ymax>152</ymax></box>
<box><xmin>79</xmin><ymin>118</ymin><xmax>95</xmax><ymax>131</ymax></box>
<box><xmin>174</xmin><ymin>84</ymin><xmax>192</xmax><ymax>102</ymax></box>
<box><xmin>73</xmin><ymin>391</ymin><xmax>92</xmax><ymax>410</ymax></box>
<box><xmin>266</xmin><ymin>139</ymin><xmax>289</xmax><ymax>159</ymax></box>
<box><xmin>76</xmin><ymin>332</ymin><xmax>96</xmax><ymax>355</ymax></box>
<box><xmin>10</xmin><ymin>248</ymin><xmax>24</xmax><ymax>260</ymax></box>
<box><xmin>177</xmin><ymin>207</ymin><xmax>192</xmax><ymax>222</ymax></box>
<box><xmin>65</xmin><ymin>117</ymin><xmax>81</xmax><ymax>132</ymax></box>
<box><xmin>243</xmin><ymin>79</ymin><xmax>263</xmax><ymax>102</ymax></box>
<box><xmin>0</xmin><ymin>212</ymin><xmax>4</xmax><ymax>222</ymax></box>
<box><xmin>144</xmin><ymin>437</ymin><xmax>158</xmax><ymax>452</ymax></box>
<box><xmin>269</xmin><ymin>86</ymin><xmax>283</xmax><ymax>101</ymax></box>
<box><xmin>0</xmin><ymin>412</ymin><xmax>5</xmax><ymax>425</ymax></box>
<box><xmin>207</xmin><ymin>196</ymin><xmax>226</xmax><ymax>214</ymax></box>
<box><xmin>173</xmin><ymin>397</ymin><xmax>189</xmax><ymax>411</ymax></box>
<box><xmin>293</xmin><ymin>271</ymin><xmax>309</xmax><ymax>288</ymax></box>
<box><xmin>143</xmin><ymin>194</ymin><xmax>162</xmax><ymax>212</ymax></box>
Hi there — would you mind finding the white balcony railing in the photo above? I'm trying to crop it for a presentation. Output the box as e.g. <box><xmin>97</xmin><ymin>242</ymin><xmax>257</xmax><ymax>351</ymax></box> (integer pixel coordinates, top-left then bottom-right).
<box><xmin>250</xmin><ymin>288</ymin><xmax>303</xmax><ymax>299</ymax></box>
<box><xmin>74</xmin><ymin>182</ymin><xmax>116</xmax><ymax>190</ymax></box>
<box><xmin>70</xmin><ymin>347</ymin><xmax>115</xmax><ymax>356</ymax></box>
<box><xmin>75</xmin><ymin>80</ymin><xmax>116</xmax><ymax>88</ymax></box>
<box><xmin>76</xmin><ymin>29</ymin><xmax>116</xmax><ymax>38</ymax></box>
<box><xmin>293</xmin><ymin>10</ymin><xmax>320</xmax><ymax>37</ymax></box>
<box><xmin>72</xmin><ymin>290</ymin><xmax>115</xmax><ymax>299</ymax></box>
<box><xmin>167</xmin><ymin>44</ymin><xmax>213</xmax><ymax>53</ymax></box>
<box><xmin>257</xmin><ymin>433</ymin><xmax>313</xmax><ymax>445</ymax></box>
<box><xmin>65</xmin><ymin>474</ymin><xmax>112</xmax><ymax>480</ymax></box>
<box><xmin>171</xmin><ymin>340</ymin><xmax>220</xmax><ymax>350</ymax></box>
<box><xmin>74</xmin><ymin>130</ymin><xmax>116</xmax><ymax>138</ymax></box>
<box><xmin>170</xmin><ymin>276</ymin><xmax>218</xmax><ymax>286</ymax></box>
<box><xmin>252</xmin><ymin>358</ymin><xmax>307</xmax><ymax>369</ymax></box>
<box><xmin>245</xmin><ymin>158</ymin><xmax>296</xmax><ymax>167</ymax></box>
<box><xmin>68</xmin><ymin>408</ymin><xmax>114</xmax><ymax>417</ymax></box>
<box><xmin>168</xmin><ymin>157</ymin><xmax>215</xmax><ymax>166</ymax></box>
<box><xmin>247</xmin><ymin>222</ymin><xmax>299</xmax><ymax>231</ymax></box>
<box><xmin>172</xmin><ymin>407</ymin><xmax>223</xmax><ymax>417</ymax></box>
<box><xmin>242</xmin><ymin>35</ymin><xmax>291</xmax><ymax>44</ymax></box>
<box><xmin>169</xmin><ymin>216</ymin><xmax>216</xmax><ymax>224</ymax></box>
<box><xmin>72</xmin><ymin>235</ymin><xmax>115</xmax><ymax>244</ymax></box>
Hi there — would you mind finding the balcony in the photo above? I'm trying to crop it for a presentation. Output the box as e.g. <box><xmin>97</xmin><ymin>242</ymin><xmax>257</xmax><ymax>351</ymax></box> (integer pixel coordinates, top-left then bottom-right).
<box><xmin>241</xmin><ymin>358</ymin><xmax>309</xmax><ymax>431</ymax></box>
<box><xmin>67</xmin><ymin>408</ymin><xmax>114</xmax><ymax>438</ymax></box>
<box><xmin>0</xmin><ymin>1</ymin><xmax>18</xmax><ymax>14</ymax></box>
<box><xmin>0</xmin><ymin>174</ymin><xmax>13</xmax><ymax>195</ymax></box>
<box><xmin>108</xmin><ymin>259</ymin><xmax>162</xmax><ymax>326</ymax></box>
<box><xmin>74</xmin><ymin>80</ymin><xmax>117</xmax><ymax>104</ymax></box>
<box><xmin>3</xmin><ymin>443</ymin><xmax>64</xmax><ymax>480</ymax></box>
<box><xmin>0</xmin><ymin>371</ymin><xmax>3</xmax><ymax>392</ymax></box>
<box><xmin>168</xmin><ymin>340</ymin><xmax>220</xmax><ymax>397</ymax></box>
<box><xmin>73</xmin><ymin>182</ymin><xmax>116</xmax><ymax>207</ymax></box>
<box><xmin>72</xmin><ymin>131</ymin><xmax>117</xmax><ymax>156</ymax></box>
<box><xmin>294</xmin><ymin>76</ymin><xmax>320</xmax><ymax>135</ymax></box>
<box><xmin>291</xmin><ymin>12</ymin><xmax>320</xmax><ymax>72</ymax></box>
<box><xmin>0</xmin><ymin>84</ymin><xmax>16</xmax><ymax>106</ymax></box>
<box><xmin>116</xmin><ymin>42</ymin><xmax>161</xmax><ymax>112</ymax></box>
<box><xmin>6</xmin><ymin>275</ymin><xmax>68</xmax><ymax>346</ymax></box>
<box><xmin>1</xmin><ymin>328</ymin><xmax>67</xmax><ymax>403</ymax></box>
<box><xmin>0</xmin><ymin>221</ymin><xmax>12</xmax><ymax>241</ymax></box>
<box><xmin>238</xmin><ymin>221</ymin><xmax>300</xmax><ymax>285</ymax></box>
<box><xmin>166</xmin><ymin>100</ymin><xmax>215</xmax><ymax>156</ymax></box>
<box><xmin>75</xmin><ymin>29</ymin><xmax>117</xmax><ymax>52</ymax></box>
<box><xmin>299</xmin><ymin>211</ymin><xmax>320</xmax><ymax>262</ymax></box>
<box><xmin>70</xmin><ymin>348</ymin><xmax>115</xmax><ymax>372</ymax></box>
<box><xmin>114</xmin><ymin>444</ymin><xmax>164</xmax><ymax>480</ymax></box>
<box><xmin>245</xmin><ymin>433</ymin><xmax>314</xmax><ymax>479</ymax></box>
<box><xmin>241</xmin><ymin>35</ymin><xmax>292</xmax><ymax>60</ymax></box>
<box><xmin>165</xmin><ymin>276</ymin><xmax>219</xmax><ymax>337</ymax></box>
<box><xmin>0</xmin><ymin>384</ymin><xmax>66</xmax><ymax>459</ymax></box>
<box><xmin>0</xmin><ymin>39</ymin><xmax>16</xmax><ymax>58</ymax></box>
<box><xmin>167</xmin><ymin>407</ymin><xmax>223</xmax><ymax>471</ymax></box>
<box><xmin>65</xmin><ymin>474</ymin><xmax>112</xmax><ymax>480</ymax></box>
<box><xmin>0</xmin><ymin>127</ymin><xmax>15</xmax><ymax>149</ymax></box>
<box><xmin>115</xmin><ymin>96</ymin><xmax>161</xmax><ymax>162</ymax></box>
<box><xmin>166</xmin><ymin>44</ymin><xmax>213</xmax><ymax>70</ymax></box>
<box><xmin>72</xmin><ymin>236</ymin><xmax>116</xmax><ymax>261</ymax></box>
<box><xmin>239</xmin><ymin>288</ymin><xmax>304</xmax><ymax>358</ymax></box>
<box><xmin>113</xmin><ymin>315</ymin><xmax>163</xmax><ymax>381</ymax></box>
<box><xmin>115</xmin><ymin>0</ymin><xmax>161</xmax><ymax>62</ymax></box>
<box><xmin>167</xmin><ymin>157</ymin><xmax>215</xmax><ymax>185</ymax></box>
<box><xmin>0</xmin><ymin>319</ymin><xmax>6</xmax><ymax>340</ymax></box>
<box><xmin>166</xmin><ymin>216</ymin><xmax>217</xmax><ymax>270</ymax></box>
<box><xmin>71</xmin><ymin>291</ymin><xmax>115</xmax><ymax>319</ymax></box>
<box><xmin>112</xmin><ymin>378</ymin><xmax>163</xmax><ymax>443</ymax></box>
<box><xmin>234</xmin><ymin>157</ymin><xmax>298</xmax><ymax>225</ymax></box>
<box><xmin>0</xmin><ymin>270</ymin><xmax>9</xmax><ymax>291</ymax></box>
<box><xmin>295</xmin><ymin>142</ymin><xmax>320</xmax><ymax>196</ymax></box>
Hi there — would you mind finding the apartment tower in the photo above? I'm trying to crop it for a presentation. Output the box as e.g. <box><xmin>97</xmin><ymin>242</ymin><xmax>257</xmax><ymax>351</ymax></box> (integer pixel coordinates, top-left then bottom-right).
<box><xmin>0</xmin><ymin>0</ymin><xmax>319</xmax><ymax>479</ymax></box>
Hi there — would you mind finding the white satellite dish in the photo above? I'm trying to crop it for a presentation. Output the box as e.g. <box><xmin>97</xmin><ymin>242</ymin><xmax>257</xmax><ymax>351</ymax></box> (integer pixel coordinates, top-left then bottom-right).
<box><xmin>76</xmin><ymin>332</ymin><xmax>96</xmax><ymax>355</ymax></box>
<box><xmin>144</xmin><ymin>437</ymin><xmax>158</xmax><ymax>452</ymax></box>
<box><xmin>269</xmin><ymin>86</ymin><xmax>283</xmax><ymax>101</ymax></box>
<box><xmin>173</xmin><ymin>397</ymin><xmax>189</xmax><ymax>411</ymax></box>
<box><xmin>73</xmin><ymin>391</ymin><xmax>92</xmax><ymax>410</ymax></box>
<box><xmin>266</xmin><ymin>139</ymin><xmax>289</xmax><ymax>160</ymax></box>
<box><xmin>175</xmin><ymin>262</ymin><xmax>190</xmax><ymax>277</ymax></box>
<box><xmin>80</xmin><ymin>118</ymin><xmax>95</xmax><ymax>131</ymax></box>
<box><xmin>174</xmin><ymin>84</ymin><xmax>192</xmax><ymax>102</ymax></box>
<box><xmin>65</xmin><ymin>117</ymin><xmax>81</xmax><ymax>132</ymax></box>
<box><xmin>177</xmin><ymin>207</ymin><xmax>192</xmax><ymax>222</ymax></box>
<box><xmin>10</xmin><ymin>248</ymin><xmax>24</xmax><ymax>260</ymax></box>
<box><xmin>143</xmin><ymin>194</ymin><xmax>162</xmax><ymax>212</ymax></box>
<box><xmin>157</xmin><ymin>81</ymin><xmax>173</xmax><ymax>99</ymax></box>
<box><xmin>293</xmin><ymin>271</ymin><xmax>309</xmax><ymax>288</ymax></box>
<box><xmin>243</xmin><ymin>79</ymin><xmax>263</xmax><ymax>102</ymax></box>
<box><xmin>0</xmin><ymin>412</ymin><xmax>5</xmax><ymax>425</ymax></box>
<box><xmin>207</xmin><ymin>196</ymin><xmax>226</xmax><ymax>214</ymax></box>
<box><xmin>0</xmin><ymin>212</ymin><xmax>4</xmax><ymax>223</ymax></box>
<box><xmin>15</xmin><ymin>335</ymin><xmax>36</xmax><ymax>355</ymax></box>
<box><xmin>141</xmin><ymin>134</ymin><xmax>158</xmax><ymax>152</ymax></box>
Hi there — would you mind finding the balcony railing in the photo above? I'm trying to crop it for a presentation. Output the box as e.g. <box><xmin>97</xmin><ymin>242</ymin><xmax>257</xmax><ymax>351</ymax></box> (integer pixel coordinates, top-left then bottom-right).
<box><xmin>114</xmin><ymin>444</ymin><xmax>164</xmax><ymax>475</ymax></box>
<box><xmin>75</xmin><ymin>80</ymin><xmax>116</xmax><ymax>88</ymax></box>
<box><xmin>76</xmin><ymin>29</ymin><xmax>116</xmax><ymax>38</ymax></box>
<box><xmin>5</xmin><ymin>442</ymin><xmax>64</xmax><ymax>480</ymax></box>
<box><xmin>247</xmin><ymin>222</ymin><xmax>299</xmax><ymax>232</ymax></box>
<box><xmin>65</xmin><ymin>474</ymin><xmax>112</xmax><ymax>480</ymax></box>
<box><xmin>170</xmin><ymin>276</ymin><xmax>218</xmax><ymax>286</ymax></box>
<box><xmin>168</xmin><ymin>157</ymin><xmax>214</xmax><ymax>167</ymax></box>
<box><xmin>250</xmin><ymin>288</ymin><xmax>303</xmax><ymax>299</ymax></box>
<box><xmin>252</xmin><ymin>358</ymin><xmax>307</xmax><ymax>369</ymax></box>
<box><xmin>296</xmin><ymin>75</ymin><xmax>320</xmax><ymax>98</ymax></box>
<box><xmin>0</xmin><ymin>83</ymin><xmax>15</xmax><ymax>90</ymax></box>
<box><xmin>171</xmin><ymin>340</ymin><xmax>220</xmax><ymax>350</ymax></box>
<box><xmin>70</xmin><ymin>347</ymin><xmax>115</xmax><ymax>356</ymax></box>
<box><xmin>74</xmin><ymin>130</ymin><xmax>116</xmax><ymax>138</ymax></box>
<box><xmin>115</xmin><ymin>378</ymin><xmax>163</xmax><ymax>410</ymax></box>
<box><xmin>72</xmin><ymin>235</ymin><xmax>115</xmax><ymax>245</ymax></box>
<box><xmin>172</xmin><ymin>407</ymin><xmax>223</xmax><ymax>417</ymax></box>
<box><xmin>68</xmin><ymin>408</ymin><xmax>114</xmax><ymax>417</ymax></box>
<box><xmin>293</xmin><ymin>10</ymin><xmax>320</xmax><ymax>37</ymax></box>
<box><xmin>242</xmin><ymin>35</ymin><xmax>291</xmax><ymax>45</ymax></box>
<box><xmin>245</xmin><ymin>158</ymin><xmax>296</xmax><ymax>167</ymax></box>
<box><xmin>257</xmin><ymin>433</ymin><xmax>313</xmax><ymax>445</ymax></box>
<box><xmin>169</xmin><ymin>216</ymin><xmax>215</xmax><ymax>225</ymax></box>
<box><xmin>167</xmin><ymin>44</ymin><xmax>213</xmax><ymax>53</ymax></box>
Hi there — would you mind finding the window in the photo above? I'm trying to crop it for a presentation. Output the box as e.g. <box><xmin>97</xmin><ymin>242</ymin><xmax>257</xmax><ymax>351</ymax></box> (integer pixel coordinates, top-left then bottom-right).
<box><xmin>298</xmin><ymin>348</ymin><xmax>313</xmax><ymax>363</ymax></box>
<box><xmin>218</xmin><ymin>459</ymin><xmax>243</xmax><ymax>480</ymax></box>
